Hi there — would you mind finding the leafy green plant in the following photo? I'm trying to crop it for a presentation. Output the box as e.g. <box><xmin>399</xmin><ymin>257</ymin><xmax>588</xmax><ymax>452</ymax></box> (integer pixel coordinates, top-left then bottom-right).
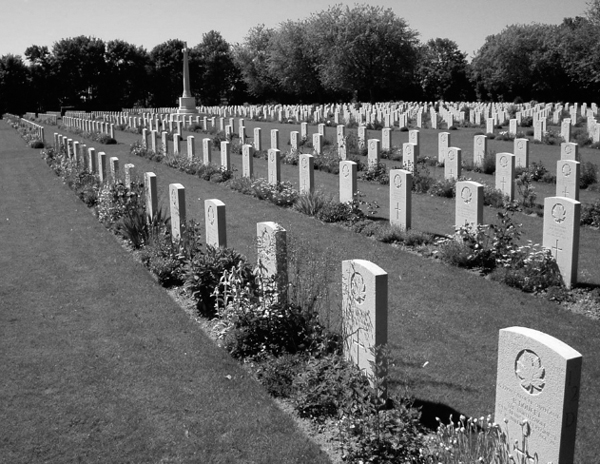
<box><xmin>360</xmin><ymin>162</ymin><xmax>390</xmax><ymax>184</ymax></box>
<box><xmin>183</xmin><ymin>245</ymin><xmax>254</xmax><ymax>317</ymax></box>
<box><xmin>293</xmin><ymin>354</ymin><xmax>368</xmax><ymax>421</ymax></box>
<box><xmin>293</xmin><ymin>190</ymin><xmax>329</xmax><ymax>216</ymax></box>
<box><xmin>118</xmin><ymin>206</ymin><xmax>170</xmax><ymax>250</ymax></box>
<box><xmin>429</xmin><ymin>178</ymin><xmax>456</xmax><ymax>198</ymax></box>
<box><xmin>491</xmin><ymin>241</ymin><xmax>564</xmax><ymax>292</ymax></box>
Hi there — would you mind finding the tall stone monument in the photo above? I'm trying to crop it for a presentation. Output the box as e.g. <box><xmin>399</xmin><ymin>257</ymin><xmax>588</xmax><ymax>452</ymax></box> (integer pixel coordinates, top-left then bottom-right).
<box><xmin>177</xmin><ymin>42</ymin><xmax>198</xmax><ymax>115</ymax></box>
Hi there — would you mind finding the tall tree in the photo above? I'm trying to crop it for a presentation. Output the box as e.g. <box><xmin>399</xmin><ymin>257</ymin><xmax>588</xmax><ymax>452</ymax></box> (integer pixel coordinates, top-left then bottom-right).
<box><xmin>24</xmin><ymin>45</ymin><xmax>57</xmax><ymax>112</ymax></box>
<box><xmin>267</xmin><ymin>20</ymin><xmax>325</xmax><ymax>102</ymax></box>
<box><xmin>470</xmin><ymin>24</ymin><xmax>566</xmax><ymax>102</ymax></box>
<box><xmin>0</xmin><ymin>54</ymin><xmax>30</xmax><ymax>114</ymax></box>
<box><xmin>416</xmin><ymin>38</ymin><xmax>473</xmax><ymax>101</ymax></box>
<box><xmin>306</xmin><ymin>4</ymin><xmax>419</xmax><ymax>102</ymax></box>
<box><xmin>104</xmin><ymin>40</ymin><xmax>150</xmax><ymax>108</ymax></box>
<box><xmin>232</xmin><ymin>25</ymin><xmax>278</xmax><ymax>101</ymax></box>
<box><xmin>193</xmin><ymin>31</ymin><xmax>239</xmax><ymax>105</ymax></box>
<box><xmin>586</xmin><ymin>0</ymin><xmax>600</xmax><ymax>24</ymax></box>
<box><xmin>149</xmin><ymin>39</ymin><xmax>186</xmax><ymax>107</ymax></box>
<box><xmin>52</xmin><ymin>36</ymin><xmax>107</xmax><ymax>108</ymax></box>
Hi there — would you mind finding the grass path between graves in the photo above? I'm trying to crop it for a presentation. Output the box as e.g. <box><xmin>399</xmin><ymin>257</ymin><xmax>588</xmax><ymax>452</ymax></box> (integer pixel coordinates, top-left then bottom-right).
<box><xmin>44</xmin><ymin>121</ymin><xmax>599</xmax><ymax>463</ymax></box>
<box><xmin>0</xmin><ymin>121</ymin><xmax>332</xmax><ymax>464</ymax></box>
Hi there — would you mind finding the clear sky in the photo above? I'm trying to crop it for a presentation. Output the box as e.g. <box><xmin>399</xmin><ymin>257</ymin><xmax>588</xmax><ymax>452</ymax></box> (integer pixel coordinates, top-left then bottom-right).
<box><xmin>1</xmin><ymin>0</ymin><xmax>591</xmax><ymax>60</ymax></box>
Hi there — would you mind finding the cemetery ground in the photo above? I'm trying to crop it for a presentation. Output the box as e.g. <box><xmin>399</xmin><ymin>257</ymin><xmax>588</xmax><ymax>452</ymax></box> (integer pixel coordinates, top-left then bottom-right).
<box><xmin>7</xmin><ymin>117</ymin><xmax>600</xmax><ymax>462</ymax></box>
<box><xmin>0</xmin><ymin>123</ymin><xmax>331</xmax><ymax>463</ymax></box>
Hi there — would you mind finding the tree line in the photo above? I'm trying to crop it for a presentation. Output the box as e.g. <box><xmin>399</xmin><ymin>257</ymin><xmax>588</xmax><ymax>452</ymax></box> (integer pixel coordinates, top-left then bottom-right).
<box><xmin>1</xmin><ymin>3</ymin><xmax>599</xmax><ymax>115</ymax></box>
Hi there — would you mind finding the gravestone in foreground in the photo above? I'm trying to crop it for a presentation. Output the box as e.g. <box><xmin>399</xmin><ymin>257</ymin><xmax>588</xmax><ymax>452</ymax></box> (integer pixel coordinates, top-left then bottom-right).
<box><xmin>342</xmin><ymin>259</ymin><xmax>388</xmax><ymax>391</ymax></box>
<box><xmin>169</xmin><ymin>183</ymin><xmax>186</xmax><ymax>242</ymax></box>
<box><xmin>299</xmin><ymin>154</ymin><xmax>314</xmax><ymax>195</ymax></box>
<box><xmin>455</xmin><ymin>181</ymin><xmax>483</xmax><ymax>227</ymax></box>
<box><xmin>514</xmin><ymin>138</ymin><xmax>529</xmax><ymax>168</ymax></box>
<box><xmin>268</xmin><ymin>148</ymin><xmax>281</xmax><ymax>185</ymax></box>
<box><xmin>496</xmin><ymin>152</ymin><xmax>516</xmax><ymax>201</ymax></box>
<box><xmin>389</xmin><ymin>169</ymin><xmax>412</xmax><ymax>231</ymax></box>
<box><xmin>242</xmin><ymin>144</ymin><xmax>254</xmax><ymax>178</ymax></box>
<box><xmin>205</xmin><ymin>199</ymin><xmax>227</xmax><ymax>248</ymax></box>
<box><xmin>494</xmin><ymin>327</ymin><xmax>582</xmax><ymax>464</ymax></box>
<box><xmin>473</xmin><ymin>135</ymin><xmax>487</xmax><ymax>168</ymax></box>
<box><xmin>144</xmin><ymin>172</ymin><xmax>158</xmax><ymax>222</ymax></box>
<box><xmin>438</xmin><ymin>132</ymin><xmax>450</xmax><ymax>163</ymax></box>
<box><xmin>543</xmin><ymin>197</ymin><xmax>580</xmax><ymax>289</ymax></box>
<box><xmin>339</xmin><ymin>160</ymin><xmax>357</xmax><ymax>203</ymax></box>
<box><xmin>367</xmin><ymin>139</ymin><xmax>380</xmax><ymax>169</ymax></box>
<box><xmin>256</xmin><ymin>221</ymin><xmax>287</xmax><ymax>299</ymax></box>
<box><xmin>402</xmin><ymin>143</ymin><xmax>418</xmax><ymax>172</ymax></box>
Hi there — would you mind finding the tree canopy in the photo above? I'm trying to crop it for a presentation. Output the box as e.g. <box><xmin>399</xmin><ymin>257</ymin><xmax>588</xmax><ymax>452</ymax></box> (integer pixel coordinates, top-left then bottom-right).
<box><xmin>1</xmin><ymin>2</ymin><xmax>600</xmax><ymax>114</ymax></box>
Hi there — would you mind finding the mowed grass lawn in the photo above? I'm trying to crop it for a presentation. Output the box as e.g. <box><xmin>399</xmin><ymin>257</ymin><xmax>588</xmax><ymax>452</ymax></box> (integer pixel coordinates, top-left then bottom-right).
<box><xmin>45</xmin><ymin>118</ymin><xmax>600</xmax><ymax>463</ymax></box>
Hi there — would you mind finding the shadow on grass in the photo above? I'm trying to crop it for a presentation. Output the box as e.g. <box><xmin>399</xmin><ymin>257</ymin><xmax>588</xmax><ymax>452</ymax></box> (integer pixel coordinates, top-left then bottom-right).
<box><xmin>412</xmin><ymin>398</ymin><xmax>466</xmax><ymax>430</ymax></box>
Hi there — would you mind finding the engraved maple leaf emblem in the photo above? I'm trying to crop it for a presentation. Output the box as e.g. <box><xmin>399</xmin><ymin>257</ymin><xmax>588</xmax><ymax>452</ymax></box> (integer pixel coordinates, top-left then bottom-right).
<box><xmin>515</xmin><ymin>350</ymin><xmax>545</xmax><ymax>395</ymax></box>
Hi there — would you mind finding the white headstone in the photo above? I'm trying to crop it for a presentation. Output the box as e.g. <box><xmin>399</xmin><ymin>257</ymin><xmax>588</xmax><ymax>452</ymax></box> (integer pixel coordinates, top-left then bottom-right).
<box><xmin>455</xmin><ymin>181</ymin><xmax>483</xmax><ymax>227</ymax></box>
<box><xmin>271</xmin><ymin>129</ymin><xmax>279</xmax><ymax>150</ymax></box>
<box><xmin>202</xmin><ymin>138</ymin><xmax>212</xmax><ymax>165</ymax></box>
<box><xmin>543</xmin><ymin>197</ymin><xmax>580</xmax><ymax>288</ymax></box>
<box><xmin>367</xmin><ymin>139</ymin><xmax>380</xmax><ymax>169</ymax></box>
<box><xmin>438</xmin><ymin>132</ymin><xmax>450</xmax><ymax>163</ymax></box>
<box><xmin>556</xmin><ymin>160</ymin><xmax>580</xmax><ymax>201</ymax></box>
<box><xmin>299</xmin><ymin>154</ymin><xmax>314</xmax><ymax>194</ymax></box>
<box><xmin>220</xmin><ymin>141</ymin><xmax>231</xmax><ymax>171</ymax></box>
<box><xmin>389</xmin><ymin>169</ymin><xmax>412</xmax><ymax>230</ymax></box>
<box><xmin>169</xmin><ymin>183</ymin><xmax>186</xmax><ymax>242</ymax></box>
<box><xmin>445</xmin><ymin>147</ymin><xmax>461</xmax><ymax>180</ymax></box>
<box><xmin>342</xmin><ymin>259</ymin><xmax>388</xmax><ymax>389</ymax></box>
<box><xmin>473</xmin><ymin>135</ymin><xmax>487</xmax><ymax>168</ymax></box>
<box><xmin>402</xmin><ymin>143</ymin><xmax>418</xmax><ymax>172</ymax></box>
<box><xmin>186</xmin><ymin>136</ymin><xmax>195</xmax><ymax>161</ymax></box>
<box><xmin>494</xmin><ymin>327</ymin><xmax>582</xmax><ymax>464</ymax></box>
<box><xmin>561</xmin><ymin>142</ymin><xmax>579</xmax><ymax>162</ymax></box>
<box><xmin>514</xmin><ymin>138</ymin><xmax>529</xmax><ymax>168</ymax></box>
<box><xmin>242</xmin><ymin>144</ymin><xmax>254</xmax><ymax>178</ymax></box>
<box><xmin>268</xmin><ymin>148</ymin><xmax>281</xmax><ymax>185</ymax></box>
<box><xmin>205</xmin><ymin>199</ymin><xmax>227</xmax><ymax>248</ymax></box>
<box><xmin>339</xmin><ymin>161</ymin><xmax>357</xmax><ymax>203</ymax></box>
<box><xmin>254</xmin><ymin>127</ymin><xmax>262</xmax><ymax>152</ymax></box>
<box><xmin>144</xmin><ymin>172</ymin><xmax>158</xmax><ymax>222</ymax></box>
<box><xmin>257</xmin><ymin>221</ymin><xmax>287</xmax><ymax>298</ymax></box>
<box><xmin>496</xmin><ymin>153</ymin><xmax>516</xmax><ymax>201</ymax></box>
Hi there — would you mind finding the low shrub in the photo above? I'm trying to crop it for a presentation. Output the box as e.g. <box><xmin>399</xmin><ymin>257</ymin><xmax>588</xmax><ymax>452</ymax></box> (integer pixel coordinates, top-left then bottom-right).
<box><xmin>581</xmin><ymin>199</ymin><xmax>600</xmax><ymax>227</ymax></box>
<box><xmin>360</xmin><ymin>162</ymin><xmax>390</xmax><ymax>184</ymax></box>
<box><xmin>490</xmin><ymin>242</ymin><xmax>564</xmax><ymax>292</ymax></box>
<box><xmin>428</xmin><ymin>178</ymin><xmax>456</xmax><ymax>198</ymax></box>
<box><xmin>473</xmin><ymin>152</ymin><xmax>495</xmax><ymax>175</ymax></box>
<box><xmin>293</xmin><ymin>190</ymin><xmax>329</xmax><ymax>216</ymax></box>
<box><xmin>541</xmin><ymin>129</ymin><xmax>563</xmax><ymax>145</ymax></box>
<box><xmin>580</xmin><ymin>161</ymin><xmax>598</xmax><ymax>189</ymax></box>
<box><xmin>293</xmin><ymin>355</ymin><xmax>368</xmax><ymax>421</ymax></box>
<box><xmin>183</xmin><ymin>245</ymin><xmax>254</xmax><ymax>317</ymax></box>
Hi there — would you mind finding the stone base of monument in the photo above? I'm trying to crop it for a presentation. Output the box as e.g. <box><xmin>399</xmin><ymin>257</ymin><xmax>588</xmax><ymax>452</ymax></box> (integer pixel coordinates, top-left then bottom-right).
<box><xmin>177</xmin><ymin>96</ymin><xmax>197</xmax><ymax>114</ymax></box>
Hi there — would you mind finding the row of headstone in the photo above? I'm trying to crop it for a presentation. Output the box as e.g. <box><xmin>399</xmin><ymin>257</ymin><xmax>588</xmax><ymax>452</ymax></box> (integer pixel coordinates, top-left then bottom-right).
<box><xmin>56</xmin><ymin>126</ymin><xmax>582</xmax><ymax>464</ymax></box>
<box><xmin>339</xmin><ymin>257</ymin><xmax>581</xmax><ymax>464</ymax></box>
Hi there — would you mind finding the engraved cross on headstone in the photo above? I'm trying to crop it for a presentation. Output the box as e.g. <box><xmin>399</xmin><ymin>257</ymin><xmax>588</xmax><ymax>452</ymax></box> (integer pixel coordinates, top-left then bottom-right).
<box><xmin>551</xmin><ymin>239</ymin><xmax>563</xmax><ymax>259</ymax></box>
<box><xmin>395</xmin><ymin>202</ymin><xmax>401</xmax><ymax>219</ymax></box>
<box><xmin>562</xmin><ymin>184</ymin><xmax>569</xmax><ymax>197</ymax></box>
